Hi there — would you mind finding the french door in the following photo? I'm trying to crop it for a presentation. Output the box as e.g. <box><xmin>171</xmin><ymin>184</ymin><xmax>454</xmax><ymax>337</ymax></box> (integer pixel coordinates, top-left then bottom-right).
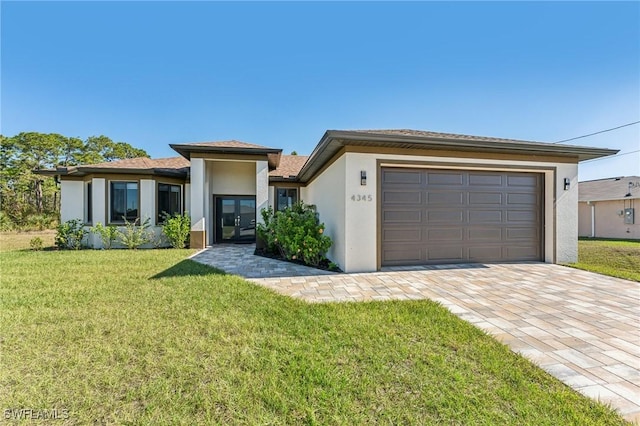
<box><xmin>215</xmin><ymin>196</ymin><xmax>256</xmax><ymax>243</ymax></box>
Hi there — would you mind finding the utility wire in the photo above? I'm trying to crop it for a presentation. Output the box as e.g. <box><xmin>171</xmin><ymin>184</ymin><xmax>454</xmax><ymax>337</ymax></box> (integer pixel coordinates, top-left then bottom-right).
<box><xmin>553</xmin><ymin>120</ymin><xmax>640</xmax><ymax>144</ymax></box>
<box><xmin>581</xmin><ymin>149</ymin><xmax>640</xmax><ymax>164</ymax></box>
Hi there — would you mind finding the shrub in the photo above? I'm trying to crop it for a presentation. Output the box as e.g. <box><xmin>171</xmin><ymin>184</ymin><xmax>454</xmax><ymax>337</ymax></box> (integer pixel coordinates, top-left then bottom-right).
<box><xmin>29</xmin><ymin>236</ymin><xmax>44</xmax><ymax>251</ymax></box>
<box><xmin>90</xmin><ymin>222</ymin><xmax>119</xmax><ymax>249</ymax></box>
<box><xmin>24</xmin><ymin>213</ymin><xmax>58</xmax><ymax>231</ymax></box>
<box><xmin>161</xmin><ymin>212</ymin><xmax>190</xmax><ymax>248</ymax></box>
<box><xmin>55</xmin><ymin>219</ymin><xmax>87</xmax><ymax>250</ymax></box>
<box><xmin>257</xmin><ymin>202</ymin><xmax>332</xmax><ymax>267</ymax></box>
<box><xmin>0</xmin><ymin>211</ymin><xmax>15</xmax><ymax>232</ymax></box>
<box><xmin>117</xmin><ymin>217</ymin><xmax>153</xmax><ymax>249</ymax></box>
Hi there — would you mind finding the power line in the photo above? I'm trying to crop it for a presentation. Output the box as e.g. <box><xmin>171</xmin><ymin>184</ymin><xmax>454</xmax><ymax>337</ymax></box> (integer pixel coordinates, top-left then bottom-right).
<box><xmin>581</xmin><ymin>149</ymin><xmax>640</xmax><ymax>164</ymax></box>
<box><xmin>553</xmin><ymin>121</ymin><xmax>640</xmax><ymax>144</ymax></box>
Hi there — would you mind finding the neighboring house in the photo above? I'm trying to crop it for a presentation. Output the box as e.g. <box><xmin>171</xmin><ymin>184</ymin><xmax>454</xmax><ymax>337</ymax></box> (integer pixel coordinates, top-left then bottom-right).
<box><xmin>578</xmin><ymin>176</ymin><xmax>640</xmax><ymax>240</ymax></box>
<box><xmin>38</xmin><ymin>129</ymin><xmax>617</xmax><ymax>272</ymax></box>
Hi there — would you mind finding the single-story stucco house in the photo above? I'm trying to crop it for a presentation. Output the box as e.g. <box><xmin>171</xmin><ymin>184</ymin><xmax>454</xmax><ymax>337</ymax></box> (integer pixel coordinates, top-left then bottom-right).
<box><xmin>40</xmin><ymin>129</ymin><xmax>618</xmax><ymax>272</ymax></box>
<box><xmin>578</xmin><ymin>176</ymin><xmax>639</xmax><ymax>240</ymax></box>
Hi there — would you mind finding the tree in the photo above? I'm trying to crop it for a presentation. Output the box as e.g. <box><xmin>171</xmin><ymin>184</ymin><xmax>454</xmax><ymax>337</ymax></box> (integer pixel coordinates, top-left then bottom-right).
<box><xmin>12</xmin><ymin>132</ymin><xmax>61</xmax><ymax>212</ymax></box>
<box><xmin>0</xmin><ymin>132</ymin><xmax>149</xmax><ymax>229</ymax></box>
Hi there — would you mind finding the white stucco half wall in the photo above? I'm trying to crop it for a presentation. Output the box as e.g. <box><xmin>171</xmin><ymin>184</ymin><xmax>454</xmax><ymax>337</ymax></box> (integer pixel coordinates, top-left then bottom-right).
<box><xmin>60</xmin><ymin>180</ymin><xmax>84</xmax><ymax>223</ymax></box>
<box><xmin>302</xmin><ymin>155</ymin><xmax>346</xmax><ymax>271</ymax></box>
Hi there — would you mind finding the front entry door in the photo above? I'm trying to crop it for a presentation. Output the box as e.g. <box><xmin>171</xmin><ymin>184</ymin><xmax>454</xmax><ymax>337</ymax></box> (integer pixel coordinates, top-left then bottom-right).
<box><xmin>215</xmin><ymin>196</ymin><xmax>256</xmax><ymax>243</ymax></box>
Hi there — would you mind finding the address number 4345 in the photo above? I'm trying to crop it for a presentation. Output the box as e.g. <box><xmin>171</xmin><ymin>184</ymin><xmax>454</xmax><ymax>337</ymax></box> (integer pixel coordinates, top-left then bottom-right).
<box><xmin>351</xmin><ymin>194</ymin><xmax>373</xmax><ymax>202</ymax></box>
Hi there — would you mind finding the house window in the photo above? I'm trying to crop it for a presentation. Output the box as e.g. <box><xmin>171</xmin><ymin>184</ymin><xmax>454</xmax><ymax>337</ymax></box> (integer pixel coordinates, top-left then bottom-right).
<box><xmin>86</xmin><ymin>182</ymin><xmax>92</xmax><ymax>224</ymax></box>
<box><xmin>110</xmin><ymin>181</ymin><xmax>138</xmax><ymax>223</ymax></box>
<box><xmin>276</xmin><ymin>188</ymin><xmax>298</xmax><ymax>211</ymax></box>
<box><xmin>158</xmin><ymin>183</ymin><xmax>182</xmax><ymax>222</ymax></box>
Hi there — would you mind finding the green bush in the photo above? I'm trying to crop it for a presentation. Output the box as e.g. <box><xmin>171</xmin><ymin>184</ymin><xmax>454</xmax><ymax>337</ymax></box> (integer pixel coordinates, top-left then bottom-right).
<box><xmin>24</xmin><ymin>213</ymin><xmax>58</xmax><ymax>231</ymax></box>
<box><xmin>29</xmin><ymin>236</ymin><xmax>44</xmax><ymax>251</ymax></box>
<box><xmin>117</xmin><ymin>217</ymin><xmax>153</xmax><ymax>250</ymax></box>
<box><xmin>161</xmin><ymin>212</ymin><xmax>190</xmax><ymax>248</ymax></box>
<box><xmin>55</xmin><ymin>219</ymin><xmax>87</xmax><ymax>250</ymax></box>
<box><xmin>0</xmin><ymin>211</ymin><xmax>15</xmax><ymax>231</ymax></box>
<box><xmin>257</xmin><ymin>202</ymin><xmax>332</xmax><ymax>267</ymax></box>
<box><xmin>90</xmin><ymin>222</ymin><xmax>119</xmax><ymax>249</ymax></box>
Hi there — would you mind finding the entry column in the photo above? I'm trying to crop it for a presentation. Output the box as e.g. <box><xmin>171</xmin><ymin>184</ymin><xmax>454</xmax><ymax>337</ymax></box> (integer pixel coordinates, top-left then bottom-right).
<box><xmin>190</xmin><ymin>157</ymin><xmax>207</xmax><ymax>248</ymax></box>
<box><xmin>256</xmin><ymin>160</ymin><xmax>269</xmax><ymax>223</ymax></box>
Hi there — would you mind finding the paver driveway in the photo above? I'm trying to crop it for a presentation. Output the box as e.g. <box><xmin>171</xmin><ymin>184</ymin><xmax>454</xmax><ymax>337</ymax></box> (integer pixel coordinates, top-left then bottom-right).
<box><xmin>192</xmin><ymin>246</ymin><xmax>640</xmax><ymax>422</ymax></box>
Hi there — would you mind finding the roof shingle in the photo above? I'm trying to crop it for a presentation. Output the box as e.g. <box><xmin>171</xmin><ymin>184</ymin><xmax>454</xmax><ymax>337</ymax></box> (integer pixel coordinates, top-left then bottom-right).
<box><xmin>579</xmin><ymin>176</ymin><xmax>640</xmax><ymax>202</ymax></box>
<box><xmin>81</xmin><ymin>156</ymin><xmax>190</xmax><ymax>170</ymax></box>
<box><xmin>177</xmin><ymin>140</ymin><xmax>275</xmax><ymax>149</ymax></box>
<box><xmin>269</xmin><ymin>155</ymin><xmax>309</xmax><ymax>178</ymax></box>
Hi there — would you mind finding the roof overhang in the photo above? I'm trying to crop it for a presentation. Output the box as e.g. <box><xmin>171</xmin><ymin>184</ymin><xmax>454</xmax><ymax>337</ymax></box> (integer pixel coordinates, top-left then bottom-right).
<box><xmin>170</xmin><ymin>144</ymin><xmax>282</xmax><ymax>169</ymax></box>
<box><xmin>296</xmin><ymin>130</ymin><xmax>620</xmax><ymax>182</ymax></box>
<box><xmin>35</xmin><ymin>166</ymin><xmax>189</xmax><ymax>179</ymax></box>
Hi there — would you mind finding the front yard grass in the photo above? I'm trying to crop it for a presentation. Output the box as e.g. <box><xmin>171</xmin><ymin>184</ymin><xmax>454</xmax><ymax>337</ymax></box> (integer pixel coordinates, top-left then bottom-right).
<box><xmin>0</xmin><ymin>230</ymin><xmax>56</xmax><ymax>251</ymax></box>
<box><xmin>0</xmin><ymin>248</ymin><xmax>629</xmax><ymax>425</ymax></box>
<box><xmin>569</xmin><ymin>238</ymin><xmax>640</xmax><ymax>282</ymax></box>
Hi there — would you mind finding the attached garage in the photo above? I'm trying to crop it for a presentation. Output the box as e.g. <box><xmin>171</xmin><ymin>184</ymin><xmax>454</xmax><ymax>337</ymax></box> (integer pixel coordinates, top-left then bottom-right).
<box><xmin>381</xmin><ymin>167</ymin><xmax>543</xmax><ymax>265</ymax></box>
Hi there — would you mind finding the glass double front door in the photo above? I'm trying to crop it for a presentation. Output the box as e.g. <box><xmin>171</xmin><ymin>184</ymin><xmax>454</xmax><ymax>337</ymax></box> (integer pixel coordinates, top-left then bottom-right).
<box><xmin>215</xmin><ymin>196</ymin><xmax>256</xmax><ymax>243</ymax></box>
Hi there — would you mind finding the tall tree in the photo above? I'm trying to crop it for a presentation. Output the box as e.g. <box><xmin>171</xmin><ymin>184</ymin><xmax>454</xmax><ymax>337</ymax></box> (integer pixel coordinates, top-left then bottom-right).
<box><xmin>12</xmin><ymin>132</ymin><xmax>61</xmax><ymax>212</ymax></box>
<box><xmin>0</xmin><ymin>132</ymin><xmax>149</xmax><ymax>225</ymax></box>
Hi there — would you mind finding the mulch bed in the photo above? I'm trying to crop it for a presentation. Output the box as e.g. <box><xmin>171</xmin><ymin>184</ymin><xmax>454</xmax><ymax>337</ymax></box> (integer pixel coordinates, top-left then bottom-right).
<box><xmin>254</xmin><ymin>248</ymin><xmax>343</xmax><ymax>273</ymax></box>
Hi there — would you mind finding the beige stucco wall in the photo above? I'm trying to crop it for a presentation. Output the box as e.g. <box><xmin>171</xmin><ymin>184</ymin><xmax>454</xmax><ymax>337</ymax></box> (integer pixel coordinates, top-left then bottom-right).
<box><xmin>301</xmin><ymin>156</ymin><xmax>347</xmax><ymax>271</ymax></box>
<box><xmin>61</xmin><ymin>177</ymin><xmax>176</xmax><ymax>249</ymax></box>
<box><xmin>209</xmin><ymin>161</ymin><xmax>256</xmax><ymax>195</ymax></box>
<box><xmin>60</xmin><ymin>180</ymin><xmax>84</xmax><ymax>223</ymax></box>
<box><xmin>187</xmin><ymin>159</ymin><xmax>269</xmax><ymax>246</ymax></box>
<box><xmin>302</xmin><ymin>152</ymin><xmax>579</xmax><ymax>273</ymax></box>
<box><xmin>578</xmin><ymin>200</ymin><xmax>639</xmax><ymax>239</ymax></box>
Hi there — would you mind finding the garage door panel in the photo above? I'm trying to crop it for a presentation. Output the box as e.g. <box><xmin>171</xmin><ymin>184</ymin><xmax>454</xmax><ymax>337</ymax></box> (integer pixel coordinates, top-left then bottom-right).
<box><xmin>428</xmin><ymin>210</ymin><xmax>464</xmax><ymax>222</ymax></box>
<box><xmin>506</xmin><ymin>227</ymin><xmax>539</xmax><ymax>240</ymax></box>
<box><xmin>507</xmin><ymin>210</ymin><xmax>537</xmax><ymax>222</ymax></box>
<box><xmin>383</xmin><ymin>210</ymin><xmax>422</xmax><ymax>223</ymax></box>
<box><xmin>468</xmin><ymin>210</ymin><xmax>503</xmax><ymax>223</ymax></box>
<box><xmin>383</xmin><ymin>170</ymin><xmax>422</xmax><ymax>184</ymax></box>
<box><xmin>468</xmin><ymin>246</ymin><xmax>503</xmax><ymax>260</ymax></box>
<box><xmin>427</xmin><ymin>191</ymin><xmax>464</xmax><ymax>205</ymax></box>
<box><xmin>505</xmin><ymin>245</ymin><xmax>540</xmax><ymax>259</ymax></box>
<box><xmin>469</xmin><ymin>173</ymin><xmax>503</xmax><ymax>186</ymax></box>
<box><xmin>383</xmin><ymin>229</ymin><xmax>422</xmax><ymax>242</ymax></box>
<box><xmin>383</xmin><ymin>191</ymin><xmax>422</xmax><ymax>204</ymax></box>
<box><xmin>468</xmin><ymin>228</ymin><xmax>502</xmax><ymax>240</ymax></box>
<box><xmin>507</xmin><ymin>193</ymin><xmax>538</xmax><ymax>205</ymax></box>
<box><xmin>381</xmin><ymin>168</ymin><xmax>543</xmax><ymax>266</ymax></box>
<box><xmin>383</xmin><ymin>247</ymin><xmax>422</xmax><ymax>263</ymax></box>
<box><xmin>427</xmin><ymin>172</ymin><xmax>464</xmax><ymax>186</ymax></box>
<box><xmin>427</xmin><ymin>246</ymin><xmax>464</xmax><ymax>261</ymax></box>
<box><xmin>508</xmin><ymin>174</ymin><xmax>539</xmax><ymax>187</ymax></box>
<box><xmin>427</xmin><ymin>228</ymin><xmax>464</xmax><ymax>241</ymax></box>
<box><xmin>469</xmin><ymin>192</ymin><xmax>503</xmax><ymax>205</ymax></box>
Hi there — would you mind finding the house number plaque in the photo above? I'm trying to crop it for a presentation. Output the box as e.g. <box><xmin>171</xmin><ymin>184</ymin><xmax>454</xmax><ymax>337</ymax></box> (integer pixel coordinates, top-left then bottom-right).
<box><xmin>351</xmin><ymin>194</ymin><xmax>373</xmax><ymax>202</ymax></box>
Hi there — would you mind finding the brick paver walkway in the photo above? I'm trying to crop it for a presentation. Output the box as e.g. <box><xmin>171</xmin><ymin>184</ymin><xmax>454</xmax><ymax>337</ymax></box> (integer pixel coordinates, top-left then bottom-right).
<box><xmin>192</xmin><ymin>245</ymin><xmax>640</xmax><ymax>422</ymax></box>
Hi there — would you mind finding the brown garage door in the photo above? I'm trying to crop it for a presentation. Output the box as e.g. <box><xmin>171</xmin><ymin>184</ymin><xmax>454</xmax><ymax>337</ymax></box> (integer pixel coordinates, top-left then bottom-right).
<box><xmin>381</xmin><ymin>168</ymin><xmax>543</xmax><ymax>265</ymax></box>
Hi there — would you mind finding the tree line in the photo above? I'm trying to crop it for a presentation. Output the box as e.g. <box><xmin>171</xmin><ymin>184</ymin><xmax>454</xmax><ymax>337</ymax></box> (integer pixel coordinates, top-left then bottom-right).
<box><xmin>0</xmin><ymin>132</ymin><xmax>148</xmax><ymax>230</ymax></box>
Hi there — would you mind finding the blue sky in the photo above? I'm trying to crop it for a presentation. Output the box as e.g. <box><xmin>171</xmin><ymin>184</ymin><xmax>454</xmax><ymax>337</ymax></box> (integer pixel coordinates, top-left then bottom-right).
<box><xmin>2</xmin><ymin>1</ymin><xmax>638</xmax><ymax>181</ymax></box>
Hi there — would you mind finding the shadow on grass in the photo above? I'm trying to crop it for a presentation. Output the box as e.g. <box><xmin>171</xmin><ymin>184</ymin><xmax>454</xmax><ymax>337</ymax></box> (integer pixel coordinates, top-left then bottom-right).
<box><xmin>151</xmin><ymin>259</ymin><xmax>225</xmax><ymax>279</ymax></box>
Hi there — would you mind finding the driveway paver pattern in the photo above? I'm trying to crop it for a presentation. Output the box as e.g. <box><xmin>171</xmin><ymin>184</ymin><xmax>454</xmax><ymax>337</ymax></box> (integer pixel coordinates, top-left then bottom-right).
<box><xmin>192</xmin><ymin>245</ymin><xmax>640</xmax><ymax>422</ymax></box>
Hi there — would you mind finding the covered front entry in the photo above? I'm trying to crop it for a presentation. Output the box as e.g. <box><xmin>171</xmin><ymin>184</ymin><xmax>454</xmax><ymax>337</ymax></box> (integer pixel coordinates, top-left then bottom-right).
<box><xmin>381</xmin><ymin>167</ymin><xmax>544</xmax><ymax>265</ymax></box>
<box><xmin>214</xmin><ymin>196</ymin><xmax>256</xmax><ymax>243</ymax></box>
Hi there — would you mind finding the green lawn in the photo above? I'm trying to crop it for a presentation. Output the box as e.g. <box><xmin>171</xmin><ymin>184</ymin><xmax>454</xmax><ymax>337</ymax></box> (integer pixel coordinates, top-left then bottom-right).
<box><xmin>569</xmin><ymin>238</ymin><xmax>640</xmax><ymax>282</ymax></box>
<box><xmin>0</xmin><ymin>247</ymin><xmax>629</xmax><ymax>425</ymax></box>
<box><xmin>0</xmin><ymin>230</ymin><xmax>56</xmax><ymax>252</ymax></box>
